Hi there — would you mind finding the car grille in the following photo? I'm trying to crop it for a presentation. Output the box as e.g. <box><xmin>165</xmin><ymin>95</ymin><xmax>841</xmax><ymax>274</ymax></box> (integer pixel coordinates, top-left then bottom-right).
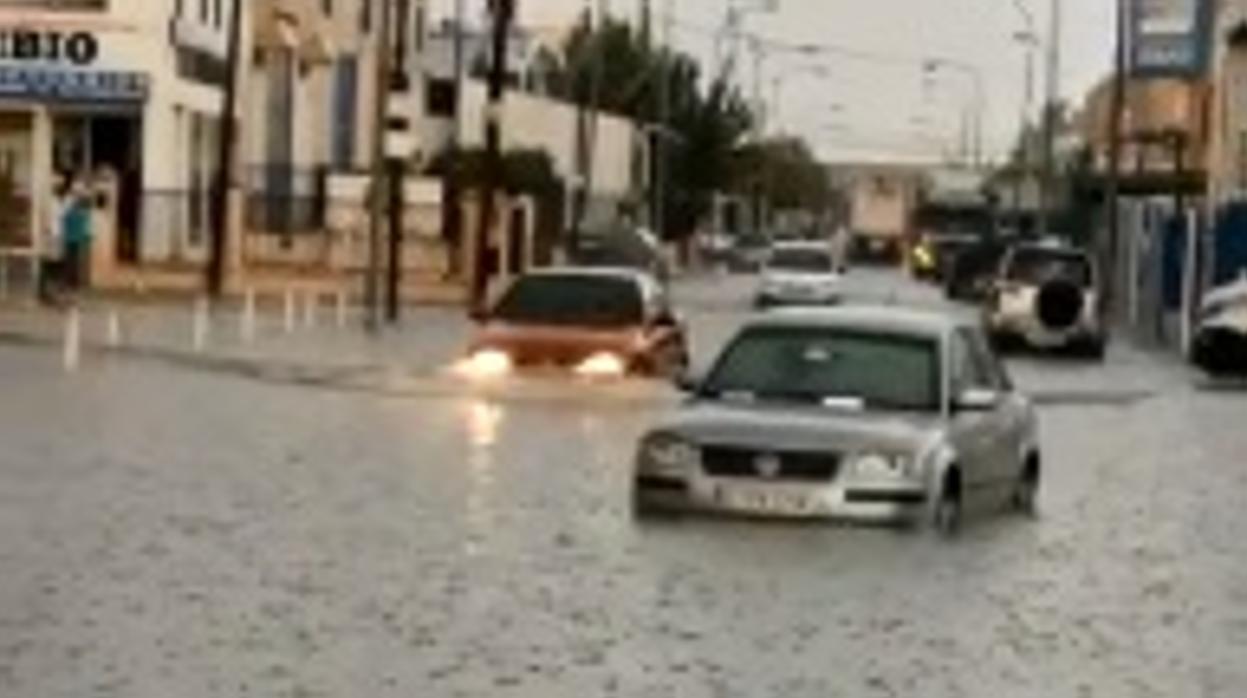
<box><xmin>701</xmin><ymin>446</ymin><xmax>842</xmax><ymax>482</ymax></box>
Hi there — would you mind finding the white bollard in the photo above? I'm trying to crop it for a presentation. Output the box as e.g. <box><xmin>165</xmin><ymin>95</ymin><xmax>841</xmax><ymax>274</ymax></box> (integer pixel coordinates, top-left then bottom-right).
<box><xmin>63</xmin><ymin>307</ymin><xmax>81</xmax><ymax>372</ymax></box>
<box><xmin>105</xmin><ymin>307</ymin><xmax>122</xmax><ymax>348</ymax></box>
<box><xmin>192</xmin><ymin>296</ymin><xmax>209</xmax><ymax>352</ymax></box>
<box><xmin>240</xmin><ymin>287</ymin><xmax>257</xmax><ymax>343</ymax></box>
<box><xmin>335</xmin><ymin>288</ymin><xmax>348</xmax><ymax>328</ymax></box>
<box><xmin>283</xmin><ymin>288</ymin><xmax>296</xmax><ymax>333</ymax></box>
<box><xmin>303</xmin><ymin>289</ymin><xmax>317</xmax><ymax>328</ymax></box>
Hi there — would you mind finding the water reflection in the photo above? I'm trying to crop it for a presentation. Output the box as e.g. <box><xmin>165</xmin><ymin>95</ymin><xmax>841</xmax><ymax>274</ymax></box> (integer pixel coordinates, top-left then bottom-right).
<box><xmin>464</xmin><ymin>399</ymin><xmax>503</xmax><ymax>556</ymax></box>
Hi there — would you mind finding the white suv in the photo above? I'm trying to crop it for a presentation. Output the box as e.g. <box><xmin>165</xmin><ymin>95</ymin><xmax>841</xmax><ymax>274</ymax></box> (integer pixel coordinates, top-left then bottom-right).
<box><xmin>755</xmin><ymin>242</ymin><xmax>843</xmax><ymax>309</ymax></box>
<box><xmin>986</xmin><ymin>244</ymin><xmax>1106</xmax><ymax>359</ymax></box>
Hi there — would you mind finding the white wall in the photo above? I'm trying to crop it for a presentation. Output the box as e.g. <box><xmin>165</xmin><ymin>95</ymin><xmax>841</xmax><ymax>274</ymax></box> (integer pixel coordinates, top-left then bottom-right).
<box><xmin>454</xmin><ymin>80</ymin><xmax>636</xmax><ymax>198</ymax></box>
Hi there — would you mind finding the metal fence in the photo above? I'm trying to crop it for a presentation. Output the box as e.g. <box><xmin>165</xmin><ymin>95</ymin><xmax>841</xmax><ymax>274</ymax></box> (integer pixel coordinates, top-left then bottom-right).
<box><xmin>245</xmin><ymin>165</ymin><xmax>328</xmax><ymax>237</ymax></box>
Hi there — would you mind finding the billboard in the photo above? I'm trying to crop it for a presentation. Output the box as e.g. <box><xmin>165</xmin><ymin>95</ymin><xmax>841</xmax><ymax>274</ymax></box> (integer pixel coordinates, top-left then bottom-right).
<box><xmin>1129</xmin><ymin>0</ymin><xmax>1214</xmax><ymax>78</ymax></box>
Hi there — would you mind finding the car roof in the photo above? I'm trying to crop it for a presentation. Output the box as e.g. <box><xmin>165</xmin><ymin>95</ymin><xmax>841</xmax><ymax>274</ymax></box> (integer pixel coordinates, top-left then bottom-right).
<box><xmin>771</xmin><ymin>241</ymin><xmax>831</xmax><ymax>251</ymax></box>
<box><xmin>742</xmin><ymin>305</ymin><xmax>962</xmax><ymax>339</ymax></box>
<box><xmin>522</xmin><ymin>266</ymin><xmax>651</xmax><ymax>284</ymax></box>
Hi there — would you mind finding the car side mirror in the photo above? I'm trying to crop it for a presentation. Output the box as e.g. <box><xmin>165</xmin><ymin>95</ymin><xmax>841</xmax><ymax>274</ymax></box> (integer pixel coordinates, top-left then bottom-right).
<box><xmin>955</xmin><ymin>388</ymin><xmax>1001</xmax><ymax>413</ymax></box>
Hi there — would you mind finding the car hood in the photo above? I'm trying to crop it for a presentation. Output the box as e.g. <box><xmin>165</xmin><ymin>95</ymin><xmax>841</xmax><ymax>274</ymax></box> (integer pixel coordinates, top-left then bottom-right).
<box><xmin>470</xmin><ymin>322</ymin><xmax>643</xmax><ymax>363</ymax></box>
<box><xmin>656</xmin><ymin>399</ymin><xmax>942</xmax><ymax>454</ymax></box>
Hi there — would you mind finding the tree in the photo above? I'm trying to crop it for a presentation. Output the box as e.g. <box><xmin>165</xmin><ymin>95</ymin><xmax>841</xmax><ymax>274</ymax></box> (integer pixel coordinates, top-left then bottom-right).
<box><xmin>542</xmin><ymin>17</ymin><xmax>756</xmax><ymax>241</ymax></box>
<box><xmin>731</xmin><ymin>136</ymin><xmax>830</xmax><ymax>213</ymax></box>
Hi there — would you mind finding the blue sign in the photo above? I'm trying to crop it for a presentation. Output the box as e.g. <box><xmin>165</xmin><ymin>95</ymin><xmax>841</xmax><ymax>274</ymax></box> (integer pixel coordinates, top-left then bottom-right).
<box><xmin>0</xmin><ymin>66</ymin><xmax>148</xmax><ymax>102</ymax></box>
<box><xmin>1129</xmin><ymin>0</ymin><xmax>1215</xmax><ymax>78</ymax></box>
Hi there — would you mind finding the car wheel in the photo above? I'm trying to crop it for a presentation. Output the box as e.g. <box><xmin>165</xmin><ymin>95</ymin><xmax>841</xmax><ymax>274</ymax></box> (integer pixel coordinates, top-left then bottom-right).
<box><xmin>1011</xmin><ymin>456</ymin><xmax>1041</xmax><ymax>516</ymax></box>
<box><xmin>932</xmin><ymin>471</ymin><xmax>962</xmax><ymax>537</ymax></box>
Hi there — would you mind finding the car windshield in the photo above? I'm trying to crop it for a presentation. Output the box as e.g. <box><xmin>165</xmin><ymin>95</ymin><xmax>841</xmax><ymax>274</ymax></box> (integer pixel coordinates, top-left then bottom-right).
<box><xmin>1007</xmin><ymin>249</ymin><xmax>1092</xmax><ymax>286</ymax></box>
<box><xmin>703</xmin><ymin>326</ymin><xmax>941</xmax><ymax>411</ymax></box>
<box><xmin>768</xmin><ymin>248</ymin><xmax>834</xmax><ymax>273</ymax></box>
<box><xmin>493</xmin><ymin>274</ymin><xmax>643</xmax><ymax>327</ymax></box>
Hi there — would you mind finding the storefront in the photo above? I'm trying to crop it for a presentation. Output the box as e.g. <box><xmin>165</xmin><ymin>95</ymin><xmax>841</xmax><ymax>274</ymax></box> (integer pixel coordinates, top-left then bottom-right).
<box><xmin>0</xmin><ymin>22</ymin><xmax>150</xmax><ymax>291</ymax></box>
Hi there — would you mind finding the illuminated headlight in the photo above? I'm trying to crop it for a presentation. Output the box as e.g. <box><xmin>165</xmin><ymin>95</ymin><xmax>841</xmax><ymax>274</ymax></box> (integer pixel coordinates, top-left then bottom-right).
<box><xmin>575</xmin><ymin>352</ymin><xmax>627</xmax><ymax>378</ymax></box>
<box><xmin>637</xmin><ymin>433</ymin><xmax>699</xmax><ymax>476</ymax></box>
<box><xmin>849</xmin><ymin>452</ymin><xmax>916</xmax><ymax>480</ymax></box>
<box><xmin>913</xmin><ymin>245</ymin><xmax>935</xmax><ymax>268</ymax></box>
<box><xmin>456</xmin><ymin>349</ymin><xmax>513</xmax><ymax>379</ymax></box>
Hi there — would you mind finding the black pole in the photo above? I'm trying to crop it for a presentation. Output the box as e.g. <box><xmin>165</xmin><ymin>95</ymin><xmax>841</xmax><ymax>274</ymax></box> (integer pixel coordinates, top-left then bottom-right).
<box><xmin>386</xmin><ymin>0</ymin><xmax>413</xmax><ymax>323</ymax></box>
<box><xmin>441</xmin><ymin>0</ymin><xmax>466</xmax><ymax>278</ymax></box>
<box><xmin>207</xmin><ymin>0</ymin><xmax>244</xmax><ymax>297</ymax></box>
<box><xmin>470</xmin><ymin>0</ymin><xmax>514</xmax><ymax>313</ymax></box>
<box><xmin>1105</xmin><ymin>0</ymin><xmax>1128</xmax><ymax>315</ymax></box>
<box><xmin>386</xmin><ymin>157</ymin><xmax>403</xmax><ymax>322</ymax></box>
<box><xmin>366</xmin><ymin>0</ymin><xmax>395</xmax><ymax>332</ymax></box>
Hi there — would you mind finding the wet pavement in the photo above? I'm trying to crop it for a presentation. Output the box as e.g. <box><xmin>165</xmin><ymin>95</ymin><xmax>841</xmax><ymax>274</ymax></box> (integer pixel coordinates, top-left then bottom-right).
<box><xmin>2</xmin><ymin>269</ymin><xmax>1246</xmax><ymax>697</ymax></box>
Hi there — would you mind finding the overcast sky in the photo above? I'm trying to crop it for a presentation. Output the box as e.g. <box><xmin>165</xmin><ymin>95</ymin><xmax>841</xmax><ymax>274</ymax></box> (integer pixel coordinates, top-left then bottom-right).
<box><xmin>426</xmin><ymin>0</ymin><xmax>1117</xmax><ymax>164</ymax></box>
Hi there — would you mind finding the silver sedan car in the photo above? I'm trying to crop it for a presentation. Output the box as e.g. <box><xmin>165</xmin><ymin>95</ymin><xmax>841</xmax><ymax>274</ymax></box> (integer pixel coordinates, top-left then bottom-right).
<box><xmin>632</xmin><ymin>307</ymin><xmax>1041</xmax><ymax>534</ymax></box>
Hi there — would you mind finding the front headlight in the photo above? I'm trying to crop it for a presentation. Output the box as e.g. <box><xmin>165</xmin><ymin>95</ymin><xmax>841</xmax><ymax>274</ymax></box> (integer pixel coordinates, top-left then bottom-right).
<box><xmin>456</xmin><ymin>349</ymin><xmax>513</xmax><ymax>380</ymax></box>
<box><xmin>638</xmin><ymin>433</ymin><xmax>698</xmax><ymax>476</ymax></box>
<box><xmin>849</xmin><ymin>452</ymin><xmax>916</xmax><ymax>480</ymax></box>
<box><xmin>575</xmin><ymin>352</ymin><xmax>627</xmax><ymax>378</ymax></box>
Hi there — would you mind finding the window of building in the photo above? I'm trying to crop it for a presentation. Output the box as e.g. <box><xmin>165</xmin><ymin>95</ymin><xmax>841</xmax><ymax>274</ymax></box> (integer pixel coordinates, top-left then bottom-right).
<box><xmin>425</xmin><ymin>78</ymin><xmax>457</xmax><ymax>118</ymax></box>
<box><xmin>332</xmin><ymin>55</ymin><xmax>359</xmax><ymax>169</ymax></box>
<box><xmin>200</xmin><ymin>0</ymin><xmax>209</xmax><ymax>23</ymax></box>
<box><xmin>360</xmin><ymin>0</ymin><xmax>372</xmax><ymax>34</ymax></box>
<box><xmin>322</xmin><ymin>0</ymin><xmax>333</xmax><ymax>17</ymax></box>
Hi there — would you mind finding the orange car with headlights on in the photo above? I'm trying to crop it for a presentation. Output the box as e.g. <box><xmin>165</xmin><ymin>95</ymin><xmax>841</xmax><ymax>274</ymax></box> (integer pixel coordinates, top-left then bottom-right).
<box><xmin>459</xmin><ymin>268</ymin><xmax>689</xmax><ymax>380</ymax></box>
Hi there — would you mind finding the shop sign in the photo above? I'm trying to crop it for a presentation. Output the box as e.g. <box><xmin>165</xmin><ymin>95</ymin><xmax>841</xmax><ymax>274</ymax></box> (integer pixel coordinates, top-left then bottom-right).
<box><xmin>0</xmin><ymin>66</ymin><xmax>147</xmax><ymax>101</ymax></box>
<box><xmin>0</xmin><ymin>29</ymin><xmax>100</xmax><ymax>66</ymax></box>
<box><xmin>1129</xmin><ymin>0</ymin><xmax>1215</xmax><ymax>78</ymax></box>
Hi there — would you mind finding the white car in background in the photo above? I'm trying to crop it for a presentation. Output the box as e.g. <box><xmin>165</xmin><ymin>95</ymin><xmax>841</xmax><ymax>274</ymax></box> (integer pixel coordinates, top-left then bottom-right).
<box><xmin>985</xmin><ymin>244</ymin><xmax>1107</xmax><ymax>359</ymax></box>
<box><xmin>755</xmin><ymin>242</ymin><xmax>844</xmax><ymax>309</ymax></box>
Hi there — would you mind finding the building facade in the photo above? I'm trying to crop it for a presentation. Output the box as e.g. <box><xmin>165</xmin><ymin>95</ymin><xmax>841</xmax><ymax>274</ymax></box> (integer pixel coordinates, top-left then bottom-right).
<box><xmin>0</xmin><ymin>0</ymin><xmax>242</xmax><ymax>269</ymax></box>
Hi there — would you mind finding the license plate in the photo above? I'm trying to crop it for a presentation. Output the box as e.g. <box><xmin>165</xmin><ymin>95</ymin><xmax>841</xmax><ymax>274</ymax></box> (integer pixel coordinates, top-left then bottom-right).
<box><xmin>718</xmin><ymin>486</ymin><xmax>814</xmax><ymax>515</ymax></box>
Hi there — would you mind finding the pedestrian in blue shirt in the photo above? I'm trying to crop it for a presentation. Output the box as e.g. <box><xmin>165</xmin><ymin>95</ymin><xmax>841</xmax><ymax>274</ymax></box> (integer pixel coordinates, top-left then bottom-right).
<box><xmin>61</xmin><ymin>179</ymin><xmax>92</xmax><ymax>292</ymax></box>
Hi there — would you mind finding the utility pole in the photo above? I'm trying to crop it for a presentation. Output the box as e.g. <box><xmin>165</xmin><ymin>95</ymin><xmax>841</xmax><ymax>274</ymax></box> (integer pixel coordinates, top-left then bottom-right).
<box><xmin>386</xmin><ymin>0</ymin><xmax>414</xmax><ymax>324</ymax></box>
<box><xmin>442</xmin><ymin>0</ymin><xmax>466</xmax><ymax>278</ymax></box>
<box><xmin>751</xmin><ymin>39</ymin><xmax>766</xmax><ymax>234</ymax></box>
<box><xmin>1038</xmin><ymin>0</ymin><xmax>1062</xmax><ymax>238</ymax></box>
<box><xmin>470</xmin><ymin>0</ymin><xmax>515</xmax><ymax>312</ymax></box>
<box><xmin>207</xmin><ymin>0</ymin><xmax>244</xmax><ymax>297</ymax></box>
<box><xmin>654</xmin><ymin>0</ymin><xmax>672</xmax><ymax>240</ymax></box>
<box><xmin>366</xmin><ymin>0</ymin><xmax>395</xmax><ymax>331</ymax></box>
<box><xmin>1105</xmin><ymin>0</ymin><xmax>1127</xmax><ymax>315</ymax></box>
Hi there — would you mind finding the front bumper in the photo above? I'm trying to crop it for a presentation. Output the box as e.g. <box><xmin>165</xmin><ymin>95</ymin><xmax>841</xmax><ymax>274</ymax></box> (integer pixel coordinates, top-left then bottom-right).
<box><xmin>634</xmin><ymin>475</ymin><xmax>929</xmax><ymax>524</ymax></box>
<box><xmin>756</xmin><ymin>288</ymin><xmax>842</xmax><ymax>307</ymax></box>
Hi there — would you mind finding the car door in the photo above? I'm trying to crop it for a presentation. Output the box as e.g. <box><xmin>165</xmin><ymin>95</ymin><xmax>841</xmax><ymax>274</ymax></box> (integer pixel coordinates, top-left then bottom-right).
<box><xmin>962</xmin><ymin>327</ymin><xmax>1027</xmax><ymax>484</ymax></box>
<box><xmin>947</xmin><ymin>329</ymin><xmax>1012</xmax><ymax>497</ymax></box>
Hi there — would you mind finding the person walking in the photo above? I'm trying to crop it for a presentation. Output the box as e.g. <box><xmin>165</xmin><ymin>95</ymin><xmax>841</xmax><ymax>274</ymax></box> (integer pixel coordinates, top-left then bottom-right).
<box><xmin>61</xmin><ymin>179</ymin><xmax>92</xmax><ymax>294</ymax></box>
<box><xmin>38</xmin><ymin>176</ymin><xmax>66</xmax><ymax>304</ymax></box>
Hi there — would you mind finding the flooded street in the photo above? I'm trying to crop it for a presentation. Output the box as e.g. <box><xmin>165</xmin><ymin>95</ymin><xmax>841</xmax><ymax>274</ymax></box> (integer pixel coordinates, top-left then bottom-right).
<box><xmin>2</xmin><ymin>272</ymin><xmax>1246</xmax><ymax>697</ymax></box>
